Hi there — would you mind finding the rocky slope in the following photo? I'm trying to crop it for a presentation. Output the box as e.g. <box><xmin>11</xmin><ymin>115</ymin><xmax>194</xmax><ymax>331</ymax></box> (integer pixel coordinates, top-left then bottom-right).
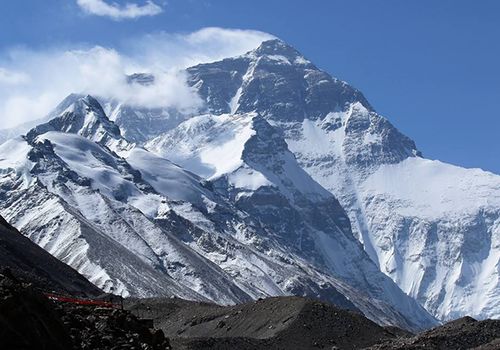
<box><xmin>1</xmin><ymin>268</ymin><xmax>499</xmax><ymax>350</ymax></box>
<box><xmin>0</xmin><ymin>273</ymin><xmax>170</xmax><ymax>350</ymax></box>
<box><xmin>0</xmin><ymin>214</ymin><xmax>101</xmax><ymax>296</ymax></box>
<box><xmin>126</xmin><ymin>296</ymin><xmax>399</xmax><ymax>350</ymax></box>
<box><xmin>368</xmin><ymin>316</ymin><xmax>500</xmax><ymax>350</ymax></box>
<box><xmin>127</xmin><ymin>296</ymin><xmax>500</xmax><ymax>350</ymax></box>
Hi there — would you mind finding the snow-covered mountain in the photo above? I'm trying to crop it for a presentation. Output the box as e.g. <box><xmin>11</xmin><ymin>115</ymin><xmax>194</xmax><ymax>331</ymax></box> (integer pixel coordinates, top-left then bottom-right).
<box><xmin>0</xmin><ymin>37</ymin><xmax>497</xmax><ymax>327</ymax></box>
<box><xmin>0</xmin><ymin>95</ymin><xmax>437</xmax><ymax>330</ymax></box>
<box><xmin>171</xmin><ymin>39</ymin><xmax>499</xmax><ymax>322</ymax></box>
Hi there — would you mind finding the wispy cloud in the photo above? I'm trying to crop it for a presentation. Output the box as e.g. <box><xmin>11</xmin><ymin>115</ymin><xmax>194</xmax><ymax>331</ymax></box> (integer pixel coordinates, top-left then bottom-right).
<box><xmin>0</xmin><ymin>68</ymin><xmax>30</xmax><ymax>85</ymax></box>
<box><xmin>0</xmin><ymin>28</ymin><xmax>274</xmax><ymax>130</ymax></box>
<box><xmin>128</xmin><ymin>27</ymin><xmax>276</xmax><ymax>68</ymax></box>
<box><xmin>76</xmin><ymin>0</ymin><xmax>163</xmax><ymax>20</ymax></box>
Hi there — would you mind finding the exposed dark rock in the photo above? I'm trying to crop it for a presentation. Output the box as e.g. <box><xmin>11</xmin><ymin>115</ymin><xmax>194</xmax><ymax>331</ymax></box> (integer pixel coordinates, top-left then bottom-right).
<box><xmin>0</xmin><ymin>272</ymin><xmax>73</xmax><ymax>350</ymax></box>
<box><xmin>1</xmin><ymin>274</ymin><xmax>499</xmax><ymax>350</ymax></box>
<box><xmin>126</xmin><ymin>296</ymin><xmax>396</xmax><ymax>350</ymax></box>
<box><xmin>0</xmin><ymin>274</ymin><xmax>171</xmax><ymax>350</ymax></box>
<box><xmin>368</xmin><ymin>316</ymin><xmax>500</xmax><ymax>350</ymax></box>
<box><xmin>0</xmin><ymin>214</ymin><xmax>101</xmax><ymax>297</ymax></box>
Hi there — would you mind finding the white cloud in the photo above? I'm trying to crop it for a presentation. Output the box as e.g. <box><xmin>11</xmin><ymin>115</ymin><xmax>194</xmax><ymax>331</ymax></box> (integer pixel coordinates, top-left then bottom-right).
<box><xmin>76</xmin><ymin>0</ymin><xmax>163</xmax><ymax>20</ymax></box>
<box><xmin>128</xmin><ymin>27</ymin><xmax>275</xmax><ymax>68</ymax></box>
<box><xmin>0</xmin><ymin>68</ymin><xmax>30</xmax><ymax>85</ymax></box>
<box><xmin>0</xmin><ymin>28</ymin><xmax>274</xmax><ymax>130</ymax></box>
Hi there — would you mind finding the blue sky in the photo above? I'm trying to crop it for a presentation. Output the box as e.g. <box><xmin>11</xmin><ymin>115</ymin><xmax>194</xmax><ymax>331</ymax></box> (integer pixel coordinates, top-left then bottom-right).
<box><xmin>1</xmin><ymin>0</ymin><xmax>499</xmax><ymax>173</ymax></box>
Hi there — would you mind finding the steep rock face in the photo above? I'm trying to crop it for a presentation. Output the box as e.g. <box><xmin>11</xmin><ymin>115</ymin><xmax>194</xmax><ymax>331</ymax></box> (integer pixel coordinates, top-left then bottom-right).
<box><xmin>183</xmin><ymin>39</ymin><xmax>500</xmax><ymax>321</ymax></box>
<box><xmin>187</xmin><ymin>39</ymin><xmax>371</xmax><ymax>120</ymax></box>
<box><xmin>357</xmin><ymin>159</ymin><xmax>500</xmax><ymax>320</ymax></box>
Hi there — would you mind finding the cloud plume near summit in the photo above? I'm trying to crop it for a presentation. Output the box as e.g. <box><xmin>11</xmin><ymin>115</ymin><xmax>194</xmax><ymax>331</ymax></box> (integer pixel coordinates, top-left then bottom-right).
<box><xmin>0</xmin><ymin>28</ymin><xmax>274</xmax><ymax>130</ymax></box>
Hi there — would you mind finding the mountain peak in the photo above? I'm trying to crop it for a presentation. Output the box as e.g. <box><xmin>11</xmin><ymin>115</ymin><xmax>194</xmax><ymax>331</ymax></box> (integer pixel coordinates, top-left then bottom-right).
<box><xmin>26</xmin><ymin>95</ymin><xmax>123</xmax><ymax>145</ymax></box>
<box><xmin>251</xmin><ymin>39</ymin><xmax>313</xmax><ymax>66</ymax></box>
<box><xmin>187</xmin><ymin>38</ymin><xmax>371</xmax><ymax>120</ymax></box>
<box><xmin>254</xmin><ymin>39</ymin><xmax>299</xmax><ymax>56</ymax></box>
<box><xmin>67</xmin><ymin>95</ymin><xmax>107</xmax><ymax>117</ymax></box>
